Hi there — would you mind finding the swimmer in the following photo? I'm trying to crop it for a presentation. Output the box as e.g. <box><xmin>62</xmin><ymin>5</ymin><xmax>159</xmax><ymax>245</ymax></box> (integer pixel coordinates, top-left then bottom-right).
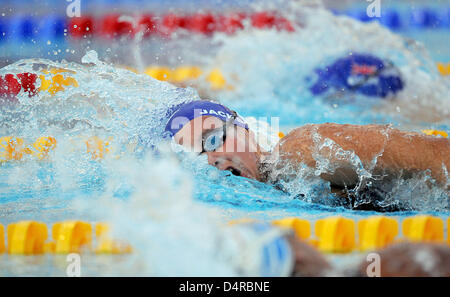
<box><xmin>176</xmin><ymin>53</ymin><xmax>404</xmax><ymax>100</ymax></box>
<box><xmin>309</xmin><ymin>53</ymin><xmax>404</xmax><ymax>99</ymax></box>
<box><xmin>286</xmin><ymin>232</ymin><xmax>450</xmax><ymax>276</ymax></box>
<box><xmin>230</xmin><ymin>221</ymin><xmax>450</xmax><ymax>276</ymax></box>
<box><xmin>164</xmin><ymin>100</ymin><xmax>449</xmax><ymax>211</ymax></box>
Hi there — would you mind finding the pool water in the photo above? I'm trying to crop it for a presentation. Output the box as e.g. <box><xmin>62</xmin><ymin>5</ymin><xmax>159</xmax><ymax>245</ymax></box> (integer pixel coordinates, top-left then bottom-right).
<box><xmin>0</xmin><ymin>2</ymin><xmax>449</xmax><ymax>276</ymax></box>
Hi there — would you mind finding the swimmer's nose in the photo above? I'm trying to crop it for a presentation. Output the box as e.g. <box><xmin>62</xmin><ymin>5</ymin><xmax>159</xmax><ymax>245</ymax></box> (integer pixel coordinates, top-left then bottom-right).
<box><xmin>206</xmin><ymin>152</ymin><xmax>254</xmax><ymax>179</ymax></box>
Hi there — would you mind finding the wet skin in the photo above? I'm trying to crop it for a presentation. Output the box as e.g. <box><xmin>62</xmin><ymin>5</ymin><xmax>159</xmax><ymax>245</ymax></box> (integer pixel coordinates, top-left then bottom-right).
<box><xmin>174</xmin><ymin>115</ymin><xmax>263</xmax><ymax>180</ymax></box>
<box><xmin>173</xmin><ymin>117</ymin><xmax>450</xmax><ymax>275</ymax></box>
<box><xmin>275</xmin><ymin>123</ymin><xmax>450</xmax><ymax>189</ymax></box>
<box><xmin>173</xmin><ymin>117</ymin><xmax>449</xmax><ymax>190</ymax></box>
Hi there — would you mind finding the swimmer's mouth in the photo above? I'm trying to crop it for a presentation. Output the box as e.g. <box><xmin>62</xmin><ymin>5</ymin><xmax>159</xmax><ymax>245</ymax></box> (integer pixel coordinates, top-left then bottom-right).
<box><xmin>225</xmin><ymin>167</ymin><xmax>241</xmax><ymax>177</ymax></box>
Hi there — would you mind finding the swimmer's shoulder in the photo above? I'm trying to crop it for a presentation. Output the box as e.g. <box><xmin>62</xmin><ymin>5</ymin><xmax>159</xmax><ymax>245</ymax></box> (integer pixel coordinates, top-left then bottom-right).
<box><xmin>281</xmin><ymin>123</ymin><xmax>373</xmax><ymax>139</ymax></box>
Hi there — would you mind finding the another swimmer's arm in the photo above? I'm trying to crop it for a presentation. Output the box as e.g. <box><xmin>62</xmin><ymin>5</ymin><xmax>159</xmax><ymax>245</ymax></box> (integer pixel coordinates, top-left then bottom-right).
<box><xmin>285</xmin><ymin>234</ymin><xmax>331</xmax><ymax>276</ymax></box>
<box><xmin>276</xmin><ymin>123</ymin><xmax>449</xmax><ymax>187</ymax></box>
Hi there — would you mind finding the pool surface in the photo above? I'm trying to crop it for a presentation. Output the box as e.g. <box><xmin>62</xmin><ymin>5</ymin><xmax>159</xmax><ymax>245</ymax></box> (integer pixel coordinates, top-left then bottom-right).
<box><xmin>0</xmin><ymin>0</ymin><xmax>449</xmax><ymax>276</ymax></box>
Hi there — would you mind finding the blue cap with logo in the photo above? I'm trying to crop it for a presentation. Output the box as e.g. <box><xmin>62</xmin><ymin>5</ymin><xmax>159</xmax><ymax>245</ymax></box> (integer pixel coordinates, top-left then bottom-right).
<box><xmin>164</xmin><ymin>100</ymin><xmax>248</xmax><ymax>137</ymax></box>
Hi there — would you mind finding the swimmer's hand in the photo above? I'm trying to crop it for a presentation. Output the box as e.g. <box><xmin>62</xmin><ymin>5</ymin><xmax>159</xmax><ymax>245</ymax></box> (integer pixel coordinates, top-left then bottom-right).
<box><xmin>357</xmin><ymin>242</ymin><xmax>450</xmax><ymax>277</ymax></box>
<box><xmin>285</xmin><ymin>234</ymin><xmax>331</xmax><ymax>277</ymax></box>
<box><xmin>275</xmin><ymin>123</ymin><xmax>449</xmax><ymax>188</ymax></box>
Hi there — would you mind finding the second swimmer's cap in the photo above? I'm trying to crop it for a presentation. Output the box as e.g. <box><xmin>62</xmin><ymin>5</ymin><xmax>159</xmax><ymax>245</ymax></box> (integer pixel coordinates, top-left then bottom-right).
<box><xmin>164</xmin><ymin>100</ymin><xmax>248</xmax><ymax>137</ymax></box>
<box><xmin>310</xmin><ymin>53</ymin><xmax>404</xmax><ymax>98</ymax></box>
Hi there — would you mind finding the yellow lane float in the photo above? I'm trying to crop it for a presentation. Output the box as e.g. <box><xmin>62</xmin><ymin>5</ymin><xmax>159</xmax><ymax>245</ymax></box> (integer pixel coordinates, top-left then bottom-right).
<box><xmin>1</xmin><ymin>216</ymin><xmax>448</xmax><ymax>256</ymax></box>
<box><xmin>144</xmin><ymin>66</ymin><xmax>173</xmax><ymax>81</ymax></box>
<box><xmin>95</xmin><ymin>223</ymin><xmax>132</xmax><ymax>254</ymax></box>
<box><xmin>228</xmin><ymin>216</ymin><xmax>449</xmax><ymax>253</ymax></box>
<box><xmin>272</xmin><ymin>217</ymin><xmax>310</xmax><ymax>240</ymax></box>
<box><xmin>0</xmin><ymin>135</ymin><xmax>114</xmax><ymax>163</ymax></box>
<box><xmin>52</xmin><ymin>221</ymin><xmax>93</xmax><ymax>253</ymax></box>
<box><xmin>39</xmin><ymin>68</ymin><xmax>79</xmax><ymax>95</ymax></box>
<box><xmin>313</xmin><ymin>217</ymin><xmax>356</xmax><ymax>253</ymax></box>
<box><xmin>1</xmin><ymin>221</ymin><xmax>133</xmax><ymax>255</ymax></box>
<box><xmin>0</xmin><ymin>136</ymin><xmax>28</xmax><ymax>162</ymax></box>
<box><xmin>402</xmin><ymin>216</ymin><xmax>444</xmax><ymax>243</ymax></box>
<box><xmin>448</xmin><ymin>218</ymin><xmax>450</xmax><ymax>245</ymax></box>
<box><xmin>172</xmin><ymin>66</ymin><xmax>203</xmax><ymax>83</ymax></box>
<box><xmin>7</xmin><ymin>221</ymin><xmax>48</xmax><ymax>255</ymax></box>
<box><xmin>358</xmin><ymin>216</ymin><xmax>398</xmax><ymax>251</ymax></box>
<box><xmin>0</xmin><ymin>136</ymin><xmax>57</xmax><ymax>162</ymax></box>
<box><xmin>227</xmin><ymin>218</ymin><xmax>259</xmax><ymax>226</ymax></box>
<box><xmin>85</xmin><ymin>136</ymin><xmax>111</xmax><ymax>160</ymax></box>
<box><xmin>437</xmin><ymin>62</ymin><xmax>450</xmax><ymax>76</ymax></box>
<box><xmin>140</xmin><ymin>65</ymin><xmax>231</xmax><ymax>90</ymax></box>
<box><xmin>30</xmin><ymin>136</ymin><xmax>57</xmax><ymax>160</ymax></box>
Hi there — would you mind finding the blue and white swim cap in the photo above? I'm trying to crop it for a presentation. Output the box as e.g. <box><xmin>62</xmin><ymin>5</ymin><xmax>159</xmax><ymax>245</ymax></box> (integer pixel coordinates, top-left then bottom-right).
<box><xmin>309</xmin><ymin>53</ymin><xmax>404</xmax><ymax>98</ymax></box>
<box><xmin>249</xmin><ymin>223</ymin><xmax>294</xmax><ymax>277</ymax></box>
<box><xmin>164</xmin><ymin>100</ymin><xmax>248</xmax><ymax>137</ymax></box>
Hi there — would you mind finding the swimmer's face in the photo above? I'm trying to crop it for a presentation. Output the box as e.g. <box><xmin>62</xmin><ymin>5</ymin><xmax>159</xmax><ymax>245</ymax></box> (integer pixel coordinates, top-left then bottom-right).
<box><xmin>174</xmin><ymin>116</ymin><xmax>261</xmax><ymax>180</ymax></box>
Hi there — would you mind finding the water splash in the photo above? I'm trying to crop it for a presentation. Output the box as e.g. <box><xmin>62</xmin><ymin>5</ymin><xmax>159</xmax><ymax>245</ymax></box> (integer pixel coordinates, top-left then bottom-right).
<box><xmin>205</xmin><ymin>2</ymin><xmax>449</xmax><ymax>127</ymax></box>
<box><xmin>0</xmin><ymin>0</ymin><xmax>449</xmax><ymax>275</ymax></box>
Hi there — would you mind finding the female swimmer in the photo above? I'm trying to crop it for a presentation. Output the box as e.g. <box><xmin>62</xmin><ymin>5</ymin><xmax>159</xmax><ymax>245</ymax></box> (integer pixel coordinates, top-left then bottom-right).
<box><xmin>164</xmin><ymin>100</ymin><xmax>449</xmax><ymax>211</ymax></box>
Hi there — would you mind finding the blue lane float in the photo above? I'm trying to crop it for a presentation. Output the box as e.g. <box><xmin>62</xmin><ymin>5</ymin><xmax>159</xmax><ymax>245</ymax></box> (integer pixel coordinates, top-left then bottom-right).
<box><xmin>379</xmin><ymin>10</ymin><xmax>402</xmax><ymax>30</ymax></box>
<box><xmin>0</xmin><ymin>6</ymin><xmax>448</xmax><ymax>43</ymax></box>
<box><xmin>0</xmin><ymin>19</ymin><xmax>8</xmax><ymax>43</ymax></box>
<box><xmin>409</xmin><ymin>8</ymin><xmax>442</xmax><ymax>28</ymax></box>
<box><xmin>338</xmin><ymin>7</ymin><xmax>450</xmax><ymax>30</ymax></box>
<box><xmin>8</xmin><ymin>16</ymin><xmax>37</xmax><ymax>42</ymax></box>
<box><xmin>309</xmin><ymin>53</ymin><xmax>404</xmax><ymax>99</ymax></box>
<box><xmin>37</xmin><ymin>16</ymin><xmax>67</xmax><ymax>41</ymax></box>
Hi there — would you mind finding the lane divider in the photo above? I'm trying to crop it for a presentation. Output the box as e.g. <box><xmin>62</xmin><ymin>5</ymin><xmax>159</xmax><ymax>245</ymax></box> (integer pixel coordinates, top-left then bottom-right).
<box><xmin>272</xmin><ymin>218</ymin><xmax>311</xmax><ymax>240</ymax></box>
<box><xmin>67</xmin><ymin>12</ymin><xmax>294</xmax><ymax>39</ymax></box>
<box><xmin>1</xmin><ymin>221</ymin><xmax>131</xmax><ymax>255</ymax></box>
<box><xmin>421</xmin><ymin>129</ymin><xmax>448</xmax><ymax>138</ymax></box>
<box><xmin>0</xmin><ymin>136</ymin><xmax>57</xmax><ymax>162</ymax></box>
<box><xmin>0</xmin><ymin>65</ymin><xmax>229</xmax><ymax>104</ymax></box>
<box><xmin>140</xmin><ymin>65</ymin><xmax>230</xmax><ymax>90</ymax></box>
<box><xmin>137</xmin><ymin>62</ymin><xmax>449</xmax><ymax>90</ymax></box>
<box><xmin>51</xmin><ymin>221</ymin><xmax>92</xmax><ymax>253</ymax></box>
<box><xmin>85</xmin><ymin>136</ymin><xmax>111</xmax><ymax>160</ymax></box>
<box><xmin>358</xmin><ymin>216</ymin><xmax>398</xmax><ymax>251</ymax></box>
<box><xmin>335</xmin><ymin>7</ymin><xmax>450</xmax><ymax>30</ymax></box>
<box><xmin>313</xmin><ymin>217</ymin><xmax>355</xmax><ymax>253</ymax></box>
<box><xmin>39</xmin><ymin>68</ymin><xmax>79</xmax><ymax>95</ymax></box>
<box><xmin>0</xmin><ymin>224</ymin><xmax>4</xmax><ymax>254</ymax></box>
<box><xmin>2</xmin><ymin>7</ymin><xmax>448</xmax><ymax>44</ymax></box>
<box><xmin>437</xmin><ymin>63</ymin><xmax>450</xmax><ymax>76</ymax></box>
<box><xmin>7</xmin><ymin>221</ymin><xmax>48</xmax><ymax>255</ymax></box>
<box><xmin>0</xmin><ymin>11</ymin><xmax>294</xmax><ymax>42</ymax></box>
<box><xmin>0</xmin><ymin>127</ymin><xmax>444</xmax><ymax>164</ymax></box>
<box><xmin>402</xmin><ymin>216</ymin><xmax>444</xmax><ymax>243</ymax></box>
<box><xmin>0</xmin><ymin>69</ymin><xmax>79</xmax><ymax>102</ymax></box>
<box><xmin>95</xmin><ymin>223</ymin><xmax>133</xmax><ymax>254</ymax></box>
<box><xmin>1</xmin><ymin>61</ymin><xmax>447</xmax><ymax>105</ymax></box>
<box><xmin>229</xmin><ymin>215</ymin><xmax>449</xmax><ymax>254</ymax></box>
<box><xmin>0</xmin><ymin>136</ymin><xmax>112</xmax><ymax>163</ymax></box>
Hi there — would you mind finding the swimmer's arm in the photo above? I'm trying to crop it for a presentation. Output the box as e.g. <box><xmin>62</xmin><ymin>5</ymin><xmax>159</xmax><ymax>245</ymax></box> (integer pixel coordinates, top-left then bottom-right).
<box><xmin>275</xmin><ymin>123</ymin><xmax>449</xmax><ymax>187</ymax></box>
